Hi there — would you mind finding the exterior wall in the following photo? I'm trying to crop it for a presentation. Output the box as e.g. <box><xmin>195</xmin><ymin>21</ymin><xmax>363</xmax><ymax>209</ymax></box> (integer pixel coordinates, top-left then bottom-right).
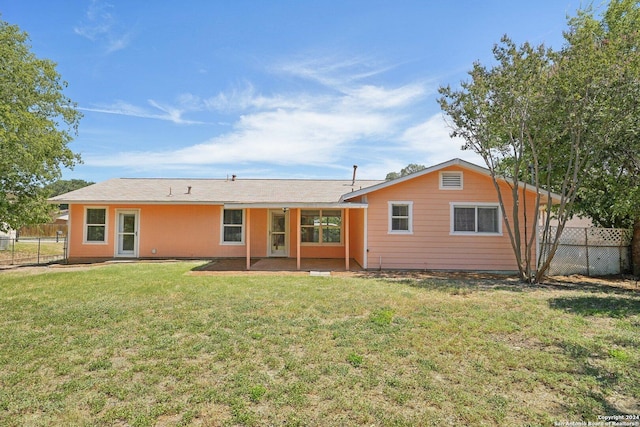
<box><xmin>67</xmin><ymin>204</ymin><xmax>349</xmax><ymax>261</ymax></box>
<box><xmin>348</xmin><ymin>207</ymin><xmax>366</xmax><ymax>268</ymax></box>
<box><xmin>363</xmin><ymin>166</ymin><xmax>539</xmax><ymax>271</ymax></box>
<box><xmin>68</xmin><ymin>204</ymin><xmax>259</xmax><ymax>260</ymax></box>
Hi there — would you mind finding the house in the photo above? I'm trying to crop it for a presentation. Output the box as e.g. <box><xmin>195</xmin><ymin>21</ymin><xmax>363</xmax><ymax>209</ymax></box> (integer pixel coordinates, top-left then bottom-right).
<box><xmin>49</xmin><ymin>158</ymin><xmax>555</xmax><ymax>272</ymax></box>
<box><xmin>0</xmin><ymin>228</ymin><xmax>16</xmax><ymax>251</ymax></box>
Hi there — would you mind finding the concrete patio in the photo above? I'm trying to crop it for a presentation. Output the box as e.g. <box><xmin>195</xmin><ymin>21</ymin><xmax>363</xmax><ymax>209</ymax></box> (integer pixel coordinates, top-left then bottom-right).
<box><xmin>194</xmin><ymin>258</ymin><xmax>362</xmax><ymax>272</ymax></box>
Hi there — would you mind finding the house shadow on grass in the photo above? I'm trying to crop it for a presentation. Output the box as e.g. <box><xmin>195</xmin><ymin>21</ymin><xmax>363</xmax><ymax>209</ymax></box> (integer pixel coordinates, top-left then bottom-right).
<box><xmin>548</xmin><ymin>296</ymin><xmax>640</xmax><ymax>318</ymax></box>
<box><xmin>358</xmin><ymin>270</ymin><xmax>640</xmax><ymax>296</ymax></box>
<box><xmin>357</xmin><ymin>271</ymin><xmax>529</xmax><ymax>294</ymax></box>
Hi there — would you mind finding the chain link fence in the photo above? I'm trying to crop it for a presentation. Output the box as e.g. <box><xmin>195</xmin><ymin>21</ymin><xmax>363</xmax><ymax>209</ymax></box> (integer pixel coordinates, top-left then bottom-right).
<box><xmin>540</xmin><ymin>226</ymin><xmax>632</xmax><ymax>276</ymax></box>
<box><xmin>0</xmin><ymin>236</ymin><xmax>67</xmax><ymax>267</ymax></box>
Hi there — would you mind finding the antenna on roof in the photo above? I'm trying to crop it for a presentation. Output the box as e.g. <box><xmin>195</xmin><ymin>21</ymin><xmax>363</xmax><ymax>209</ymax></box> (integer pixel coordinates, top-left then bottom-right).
<box><xmin>351</xmin><ymin>165</ymin><xmax>358</xmax><ymax>186</ymax></box>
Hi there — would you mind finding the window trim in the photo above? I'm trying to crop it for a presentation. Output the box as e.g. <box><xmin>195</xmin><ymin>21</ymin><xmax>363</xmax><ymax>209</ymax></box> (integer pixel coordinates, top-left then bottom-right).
<box><xmin>300</xmin><ymin>209</ymin><xmax>343</xmax><ymax>246</ymax></box>
<box><xmin>83</xmin><ymin>206</ymin><xmax>108</xmax><ymax>244</ymax></box>
<box><xmin>449</xmin><ymin>202</ymin><xmax>502</xmax><ymax>236</ymax></box>
<box><xmin>220</xmin><ymin>208</ymin><xmax>245</xmax><ymax>245</ymax></box>
<box><xmin>439</xmin><ymin>171</ymin><xmax>463</xmax><ymax>190</ymax></box>
<box><xmin>388</xmin><ymin>201</ymin><xmax>413</xmax><ymax>234</ymax></box>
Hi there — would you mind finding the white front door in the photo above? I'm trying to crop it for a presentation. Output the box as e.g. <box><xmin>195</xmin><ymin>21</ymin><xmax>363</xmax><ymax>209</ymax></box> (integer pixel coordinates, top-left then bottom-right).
<box><xmin>116</xmin><ymin>211</ymin><xmax>138</xmax><ymax>257</ymax></box>
<box><xmin>269</xmin><ymin>210</ymin><xmax>288</xmax><ymax>257</ymax></box>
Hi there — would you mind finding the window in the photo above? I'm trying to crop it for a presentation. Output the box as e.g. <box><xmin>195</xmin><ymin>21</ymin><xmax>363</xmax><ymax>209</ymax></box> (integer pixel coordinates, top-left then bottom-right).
<box><xmin>451</xmin><ymin>203</ymin><xmax>501</xmax><ymax>234</ymax></box>
<box><xmin>222</xmin><ymin>209</ymin><xmax>244</xmax><ymax>244</ymax></box>
<box><xmin>85</xmin><ymin>208</ymin><xmax>107</xmax><ymax>243</ymax></box>
<box><xmin>440</xmin><ymin>171</ymin><xmax>463</xmax><ymax>190</ymax></box>
<box><xmin>388</xmin><ymin>201</ymin><xmax>413</xmax><ymax>234</ymax></box>
<box><xmin>300</xmin><ymin>209</ymin><xmax>342</xmax><ymax>244</ymax></box>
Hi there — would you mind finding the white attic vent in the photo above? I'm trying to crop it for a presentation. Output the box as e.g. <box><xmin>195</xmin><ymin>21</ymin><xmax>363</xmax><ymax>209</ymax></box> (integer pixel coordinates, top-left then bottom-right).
<box><xmin>440</xmin><ymin>171</ymin><xmax>463</xmax><ymax>190</ymax></box>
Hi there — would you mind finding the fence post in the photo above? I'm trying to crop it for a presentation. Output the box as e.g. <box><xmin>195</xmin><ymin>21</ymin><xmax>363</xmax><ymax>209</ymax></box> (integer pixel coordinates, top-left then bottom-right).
<box><xmin>11</xmin><ymin>238</ymin><xmax>15</xmax><ymax>265</ymax></box>
<box><xmin>585</xmin><ymin>228</ymin><xmax>590</xmax><ymax>276</ymax></box>
<box><xmin>37</xmin><ymin>238</ymin><xmax>41</xmax><ymax>265</ymax></box>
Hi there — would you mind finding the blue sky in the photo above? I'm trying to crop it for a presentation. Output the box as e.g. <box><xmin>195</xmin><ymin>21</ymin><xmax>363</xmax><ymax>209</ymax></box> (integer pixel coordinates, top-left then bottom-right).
<box><xmin>4</xmin><ymin>1</ymin><xmax>587</xmax><ymax>182</ymax></box>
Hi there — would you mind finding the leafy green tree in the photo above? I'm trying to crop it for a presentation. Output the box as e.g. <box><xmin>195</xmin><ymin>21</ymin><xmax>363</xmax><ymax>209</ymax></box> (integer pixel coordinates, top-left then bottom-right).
<box><xmin>45</xmin><ymin>179</ymin><xmax>94</xmax><ymax>210</ymax></box>
<box><xmin>439</xmin><ymin>1</ymin><xmax>639</xmax><ymax>281</ymax></box>
<box><xmin>385</xmin><ymin>163</ymin><xmax>425</xmax><ymax>181</ymax></box>
<box><xmin>45</xmin><ymin>179</ymin><xmax>94</xmax><ymax>198</ymax></box>
<box><xmin>439</xmin><ymin>38</ymin><xmax>556</xmax><ymax>283</ymax></box>
<box><xmin>0</xmin><ymin>18</ymin><xmax>81</xmax><ymax>232</ymax></box>
<box><xmin>567</xmin><ymin>0</ymin><xmax>640</xmax><ymax>276</ymax></box>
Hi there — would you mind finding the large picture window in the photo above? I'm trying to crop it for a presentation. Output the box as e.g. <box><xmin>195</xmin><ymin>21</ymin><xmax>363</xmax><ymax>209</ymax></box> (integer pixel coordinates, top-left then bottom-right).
<box><xmin>222</xmin><ymin>209</ymin><xmax>244</xmax><ymax>244</ymax></box>
<box><xmin>85</xmin><ymin>208</ymin><xmax>107</xmax><ymax>243</ymax></box>
<box><xmin>451</xmin><ymin>203</ymin><xmax>501</xmax><ymax>234</ymax></box>
<box><xmin>300</xmin><ymin>209</ymin><xmax>342</xmax><ymax>244</ymax></box>
<box><xmin>388</xmin><ymin>201</ymin><xmax>413</xmax><ymax>234</ymax></box>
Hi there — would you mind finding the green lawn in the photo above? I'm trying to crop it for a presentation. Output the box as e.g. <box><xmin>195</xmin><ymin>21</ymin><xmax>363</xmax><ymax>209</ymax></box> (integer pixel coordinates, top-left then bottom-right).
<box><xmin>0</xmin><ymin>263</ymin><xmax>638</xmax><ymax>426</ymax></box>
<box><xmin>0</xmin><ymin>240</ymin><xmax>66</xmax><ymax>265</ymax></box>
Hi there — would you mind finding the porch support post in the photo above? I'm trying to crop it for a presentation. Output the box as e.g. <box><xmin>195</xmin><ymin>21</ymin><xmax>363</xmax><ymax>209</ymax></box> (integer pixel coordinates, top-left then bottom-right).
<box><xmin>296</xmin><ymin>208</ymin><xmax>301</xmax><ymax>271</ymax></box>
<box><xmin>245</xmin><ymin>209</ymin><xmax>251</xmax><ymax>270</ymax></box>
<box><xmin>344</xmin><ymin>208</ymin><xmax>350</xmax><ymax>271</ymax></box>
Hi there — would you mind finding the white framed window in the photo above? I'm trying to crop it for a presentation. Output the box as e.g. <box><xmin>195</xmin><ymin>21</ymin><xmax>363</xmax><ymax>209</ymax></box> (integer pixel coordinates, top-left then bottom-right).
<box><xmin>84</xmin><ymin>207</ymin><xmax>108</xmax><ymax>244</ymax></box>
<box><xmin>388</xmin><ymin>201</ymin><xmax>413</xmax><ymax>234</ymax></box>
<box><xmin>300</xmin><ymin>209</ymin><xmax>342</xmax><ymax>244</ymax></box>
<box><xmin>440</xmin><ymin>171</ymin><xmax>463</xmax><ymax>190</ymax></box>
<box><xmin>450</xmin><ymin>202</ymin><xmax>501</xmax><ymax>235</ymax></box>
<box><xmin>221</xmin><ymin>209</ymin><xmax>244</xmax><ymax>244</ymax></box>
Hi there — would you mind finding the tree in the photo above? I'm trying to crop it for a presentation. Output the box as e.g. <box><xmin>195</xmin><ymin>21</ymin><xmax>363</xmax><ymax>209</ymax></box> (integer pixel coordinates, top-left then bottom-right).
<box><xmin>438</xmin><ymin>38</ymin><xmax>558</xmax><ymax>283</ymax></box>
<box><xmin>45</xmin><ymin>179</ymin><xmax>94</xmax><ymax>210</ymax></box>
<box><xmin>567</xmin><ymin>0</ymin><xmax>640</xmax><ymax>276</ymax></box>
<box><xmin>45</xmin><ymin>179</ymin><xmax>94</xmax><ymax>198</ymax></box>
<box><xmin>438</xmin><ymin>1</ymin><xmax>635</xmax><ymax>282</ymax></box>
<box><xmin>0</xmin><ymin>18</ymin><xmax>81</xmax><ymax>232</ymax></box>
<box><xmin>385</xmin><ymin>163</ymin><xmax>426</xmax><ymax>181</ymax></box>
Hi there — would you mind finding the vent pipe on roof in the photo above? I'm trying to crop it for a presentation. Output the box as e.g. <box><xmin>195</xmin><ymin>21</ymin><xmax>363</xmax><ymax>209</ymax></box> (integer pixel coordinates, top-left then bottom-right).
<box><xmin>187</xmin><ymin>186</ymin><xmax>192</xmax><ymax>194</ymax></box>
<box><xmin>351</xmin><ymin>165</ymin><xmax>358</xmax><ymax>186</ymax></box>
<box><xmin>232</xmin><ymin>174</ymin><xmax>236</xmax><ymax>181</ymax></box>
<box><xmin>168</xmin><ymin>187</ymin><xmax>172</xmax><ymax>197</ymax></box>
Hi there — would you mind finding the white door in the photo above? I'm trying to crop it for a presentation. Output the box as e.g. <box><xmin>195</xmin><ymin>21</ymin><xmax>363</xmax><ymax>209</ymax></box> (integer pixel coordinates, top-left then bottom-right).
<box><xmin>269</xmin><ymin>210</ymin><xmax>288</xmax><ymax>257</ymax></box>
<box><xmin>116</xmin><ymin>211</ymin><xmax>138</xmax><ymax>257</ymax></box>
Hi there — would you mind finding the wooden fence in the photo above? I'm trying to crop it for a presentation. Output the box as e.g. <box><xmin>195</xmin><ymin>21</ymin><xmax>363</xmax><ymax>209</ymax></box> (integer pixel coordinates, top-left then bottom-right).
<box><xmin>18</xmin><ymin>223</ymin><xmax>68</xmax><ymax>238</ymax></box>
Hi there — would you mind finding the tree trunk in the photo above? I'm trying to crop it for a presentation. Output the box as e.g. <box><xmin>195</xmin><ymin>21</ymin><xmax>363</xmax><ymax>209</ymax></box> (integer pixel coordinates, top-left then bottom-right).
<box><xmin>633</xmin><ymin>218</ymin><xmax>640</xmax><ymax>277</ymax></box>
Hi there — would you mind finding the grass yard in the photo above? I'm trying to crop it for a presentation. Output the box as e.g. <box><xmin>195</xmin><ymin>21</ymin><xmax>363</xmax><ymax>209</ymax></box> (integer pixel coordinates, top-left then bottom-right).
<box><xmin>0</xmin><ymin>262</ymin><xmax>638</xmax><ymax>426</ymax></box>
<box><xmin>0</xmin><ymin>240</ymin><xmax>66</xmax><ymax>265</ymax></box>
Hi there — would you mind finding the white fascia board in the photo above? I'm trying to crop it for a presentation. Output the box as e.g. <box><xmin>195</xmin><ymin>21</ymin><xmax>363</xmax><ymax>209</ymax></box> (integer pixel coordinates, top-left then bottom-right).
<box><xmin>223</xmin><ymin>202</ymin><xmax>369</xmax><ymax>209</ymax></box>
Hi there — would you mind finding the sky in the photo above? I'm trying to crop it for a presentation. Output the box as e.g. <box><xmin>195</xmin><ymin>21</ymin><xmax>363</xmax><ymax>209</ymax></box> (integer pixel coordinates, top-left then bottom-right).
<box><xmin>3</xmin><ymin>1</ymin><xmax>590</xmax><ymax>182</ymax></box>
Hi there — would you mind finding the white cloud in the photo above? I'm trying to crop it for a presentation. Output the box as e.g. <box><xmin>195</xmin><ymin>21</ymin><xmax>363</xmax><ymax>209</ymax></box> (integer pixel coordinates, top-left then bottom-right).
<box><xmin>74</xmin><ymin>0</ymin><xmax>132</xmax><ymax>53</ymax></box>
<box><xmin>80</xmin><ymin>99</ymin><xmax>206</xmax><ymax>125</ymax></box>
<box><xmin>85</xmin><ymin>55</ymin><xmax>477</xmax><ymax>175</ymax></box>
<box><xmin>399</xmin><ymin>114</ymin><xmax>484</xmax><ymax>165</ymax></box>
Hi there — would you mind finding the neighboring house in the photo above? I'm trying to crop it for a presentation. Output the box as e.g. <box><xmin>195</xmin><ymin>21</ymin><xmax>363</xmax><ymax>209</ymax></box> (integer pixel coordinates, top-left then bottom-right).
<box><xmin>0</xmin><ymin>228</ymin><xmax>16</xmax><ymax>250</ymax></box>
<box><xmin>49</xmin><ymin>158</ymin><xmax>557</xmax><ymax>272</ymax></box>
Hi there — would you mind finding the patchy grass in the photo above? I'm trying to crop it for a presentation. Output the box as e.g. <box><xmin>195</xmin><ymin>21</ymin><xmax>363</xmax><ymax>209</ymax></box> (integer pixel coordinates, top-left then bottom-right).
<box><xmin>0</xmin><ymin>262</ymin><xmax>638</xmax><ymax>426</ymax></box>
<box><xmin>0</xmin><ymin>240</ymin><xmax>66</xmax><ymax>265</ymax></box>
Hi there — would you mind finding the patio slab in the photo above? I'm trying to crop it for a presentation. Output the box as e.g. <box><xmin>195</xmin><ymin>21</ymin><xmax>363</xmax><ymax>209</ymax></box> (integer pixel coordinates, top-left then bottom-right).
<box><xmin>194</xmin><ymin>258</ymin><xmax>361</xmax><ymax>272</ymax></box>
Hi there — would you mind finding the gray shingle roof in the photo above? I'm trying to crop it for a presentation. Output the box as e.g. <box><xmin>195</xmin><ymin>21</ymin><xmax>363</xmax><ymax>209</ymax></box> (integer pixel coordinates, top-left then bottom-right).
<box><xmin>49</xmin><ymin>178</ymin><xmax>384</xmax><ymax>205</ymax></box>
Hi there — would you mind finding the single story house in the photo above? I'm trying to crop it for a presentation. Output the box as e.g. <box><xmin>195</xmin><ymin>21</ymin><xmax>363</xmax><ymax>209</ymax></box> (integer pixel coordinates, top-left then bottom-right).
<box><xmin>50</xmin><ymin>158</ymin><xmax>557</xmax><ymax>271</ymax></box>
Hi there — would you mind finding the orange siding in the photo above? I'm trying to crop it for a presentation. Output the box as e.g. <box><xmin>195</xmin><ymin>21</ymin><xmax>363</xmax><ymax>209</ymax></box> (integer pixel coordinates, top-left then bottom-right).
<box><xmin>67</xmin><ymin>204</ymin><xmax>346</xmax><ymax>261</ymax></box>
<box><xmin>68</xmin><ymin>204</ymin><xmax>258</xmax><ymax>260</ymax></box>
<box><xmin>348</xmin><ymin>208</ymin><xmax>366</xmax><ymax>267</ymax></box>
<box><xmin>364</xmin><ymin>166</ymin><xmax>538</xmax><ymax>271</ymax></box>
